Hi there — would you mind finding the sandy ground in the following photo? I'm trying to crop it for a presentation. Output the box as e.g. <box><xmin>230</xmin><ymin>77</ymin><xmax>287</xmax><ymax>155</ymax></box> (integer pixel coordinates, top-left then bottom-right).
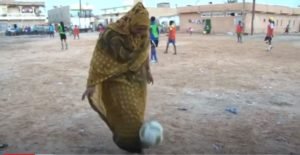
<box><xmin>0</xmin><ymin>32</ymin><xmax>300</xmax><ymax>154</ymax></box>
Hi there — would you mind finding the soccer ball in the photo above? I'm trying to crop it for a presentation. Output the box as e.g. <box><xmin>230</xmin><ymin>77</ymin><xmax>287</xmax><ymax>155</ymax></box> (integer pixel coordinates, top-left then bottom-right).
<box><xmin>139</xmin><ymin>120</ymin><xmax>164</xmax><ymax>148</ymax></box>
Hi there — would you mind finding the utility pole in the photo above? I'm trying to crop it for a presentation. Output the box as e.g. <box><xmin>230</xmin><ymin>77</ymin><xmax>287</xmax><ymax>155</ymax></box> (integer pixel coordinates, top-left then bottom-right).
<box><xmin>242</xmin><ymin>0</ymin><xmax>245</xmax><ymax>22</ymax></box>
<box><xmin>195</xmin><ymin>0</ymin><xmax>201</xmax><ymax>18</ymax></box>
<box><xmin>79</xmin><ymin>0</ymin><xmax>82</xmax><ymax>28</ymax></box>
<box><xmin>251</xmin><ymin>0</ymin><xmax>255</xmax><ymax>35</ymax></box>
<box><xmin>241</xmin><ymin>0</ymin><xmax>245</xmax><ymax>32</ymax></box>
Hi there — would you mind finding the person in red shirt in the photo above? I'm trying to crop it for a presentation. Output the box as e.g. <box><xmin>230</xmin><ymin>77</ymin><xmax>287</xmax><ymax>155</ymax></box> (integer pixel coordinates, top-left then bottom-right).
<box><xmin>264</xmin><ymin>17</ymin><xmax>275</xmax><ymax>51</ymax></box>
<box><xmin>73</xmin><ymin>25</ymin><xmax>80</xmax><ymax>40</ymax></box>
<box><xmin>236</xmin><ymin>21</ymin><xmax>243</xmax><ymax>43</ymax></box>
<box><xmin>188</xmin><ymin>27</ymin><xmax>193</xmax><ymax>36</ymax></box>
<box><xmin>164</xmin><ymin>20</ymin><xmax>177</xmax><ymax>55</ymax></box>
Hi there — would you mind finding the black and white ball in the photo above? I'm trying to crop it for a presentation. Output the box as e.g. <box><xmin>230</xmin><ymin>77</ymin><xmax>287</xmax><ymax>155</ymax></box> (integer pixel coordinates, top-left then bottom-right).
<box><xmin>139</xmin><ymin>120</ymin><xmax>163</xmax><ymax>147</ymax></box>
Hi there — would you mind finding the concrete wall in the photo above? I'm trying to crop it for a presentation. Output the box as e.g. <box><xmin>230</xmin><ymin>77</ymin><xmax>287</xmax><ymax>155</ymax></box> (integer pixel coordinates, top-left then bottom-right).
<box><xmin>244</xmin><ymin>13</ymin><xmax>300</xmax><ymax>33</ymax></box>
<box><xmin>178</xmin><ymin>3</ymin><xmax>300</xmax><ymax>34</ymax></box>
<box><xmin>178</xmin><ymin>3</ymin><xmax>244</xmax><ymax>14</ymax></box>
<box><xmin>179</xmin><ymin>13</ymin><xmax>236</xmax><ymax>33</ymax></box>
<box><xmin>158</xmin><ymin>15</ymin><xmax>180</xmax><ymax>33</ymax></box>
<box><xmin>0</xmin><ymin>22</ymin><xmax>8</xmax><ymax>31</ymax></box>
<box><xmin>0</xmin><ymin>1</ymin><xmax>46</xmax><ymax>31</ymax></box>
<box><xmin>179</xmin><ymin>13</ymin><xmax>202</xmax><ymax>32</ymax></box>
<box><xmin>178</xmin><ymin>3</ymin><xmax>300</xmax><ymax>16</ymax></box>
<box><xmin>101</xmin><ymin>7</ymin><xmax>177</xmax><ymax>25</ymax></box>
<box><xmin>101</xmin><ymin>12</ymin><xmax>126</xmax><ymax>24</ymax></box>
<box><xmin>0</xmin><ymin>5</ymin><xmax>7</xmax><ymax>14</ymax></box>
<box><xmin>269</xmin><ymin>14</ymin><xmax>299</xmax><ymax>33</ymax></box>
<box><xmin>5</xmin><ymin>20</ymin><xmax>45</xmax><ymax>26</ymax></box>
<box><xmin>7</xmin><ymin>6</ymin><xmax>19</xmax><ymax>14</ymax></box>
<box><xmin>254</xmin><ymin>4</ymin><xmax>295</xmax><ymax>15</ymax></box>
<box><xmin>48</xmin><ymin>6</ymin><xmax>71</xmax><ymax>25</ymax></box>
<box><xmin>180</xmin><ymin>12</ymin><xmax>300</xmax><ymax>34</ymax></box>
<box><xmin>211</xmin><ymin>16</ymin><xmax>235</xmax><ymax>33</ymax></box>
<box><xmin>146</xmin><ymin>7</ymin><xmax>177</xmax><ymax>18</ymax></box>
<box><xmin>0</xmin><ymin>20</ymin><xmax>45</xmax><ymax>31</ymax></box>
<box><xmin>101</xmin><ymin>6</ymin><xmax>131</xmax><ymax>15</ymax></box>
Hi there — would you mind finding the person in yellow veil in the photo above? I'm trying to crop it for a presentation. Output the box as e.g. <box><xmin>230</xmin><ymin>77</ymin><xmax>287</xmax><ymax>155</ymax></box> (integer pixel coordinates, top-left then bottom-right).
<box><xmin>82</xmin><ymin>2</ymin><xmax>153</xmax><ymax>153</ymax></box>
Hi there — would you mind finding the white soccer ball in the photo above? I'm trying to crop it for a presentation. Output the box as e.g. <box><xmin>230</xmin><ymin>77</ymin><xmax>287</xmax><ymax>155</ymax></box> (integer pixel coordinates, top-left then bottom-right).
<box><xmin>139</xmin><ymin>120</ymin><xmax>164</xmax><ymax>148</ymax></box>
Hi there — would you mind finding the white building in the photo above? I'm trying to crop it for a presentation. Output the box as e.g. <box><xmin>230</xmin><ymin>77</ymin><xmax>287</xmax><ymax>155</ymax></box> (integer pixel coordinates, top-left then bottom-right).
<box><xmin>48</xmin><ymin>4</ymin><xmax>95</xmax><ymax>31</ymax></box>
<box><xmin>0</xmin><ymin>0</ymin><xmax>46</xmax><ymax>31</ymax></box>
<box><xmin>99</xmin><ymin>0</ymin><xmax>178</xmax><ymax>26</ymax></box>
<box><xmin>100</xmin><ymin>5</ymin><xmax>132</xmax><ymax>25</ymax></box>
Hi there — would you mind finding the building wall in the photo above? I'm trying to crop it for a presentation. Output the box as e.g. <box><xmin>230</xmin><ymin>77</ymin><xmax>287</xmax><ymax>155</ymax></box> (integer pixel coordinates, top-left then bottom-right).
<box><xmin>100</xmin><ymin>6</ymin><xmax>131</xmax><ymax>16</ymax></box>
<box><xmin>264</xmin><ymin>14</ymin><xmax>299</xmax><ymax>33</ymax></box>
<box><xmin>147</xmin><ymin>7</ymin><xmax>177</xmax><ymax>18</ymax></box>
<box><xmin>70</xmin><ymin>17</ymin><xmax>94</xmax><ymax>28</ymax></box>
<box><xmin>100</xmin><ymin>5</ymin><xmax>132</xmax><ymax>25</ymax></box>
<box><xmin>0</xmin><ymin>20</ymin><xmax>45</xmax><ymax>31</ymax></box>
<box><xmin>7</xmin><ymin>6</ymin><xmax>19</xmax><ymax>14</ymax></box>
<box><xmin>178</xmin><ymin>3</ymin><xmax>300</xmax><ymax>34</ymax></box>
<box><xmin>101</xmin><ymin>12</ymin><xmax>126</xmax><ymax>24</ymax></box>
<box><xmin>0</xmin><ymin>5</ymin><xmax>8</xmax><ymax>15</ymax></box>
<box><xmin>179</xmin><ymin>13</ymin><xmax>201</xmax><ymax>32</ymax></box>
<box><xmin>180</xmin><ymin>12</ymin><xmax>300</xmax><ymax>34</ymax></box>
<box><xmin>4</xmin><ymin>20</ymin><xmax>44</xmax><ymax>26</ymax></box>
<box><xmin>244</xmin><ymin>13</ymin><xmax>300</xmax><ymax>33</ymax></box>
<box><xmin>178</xmin><ymin>3</ymin><xmax>300</xmax><ymax>15</ymax></box>
<box><xmin>178</xmin><ymin>3</ymin><xmax>245</xmax><ymax>14</ymax></box>
<box><xmin>0</xmin><ymin>22</ymin><xmax>7</xmax><ymax>32</ymax></box>
<box><xmin>48</xmin><ymin>6</ymin><xmax>71</xmax><ymax>25</ymax></box>
<box><xmin>211</xmin><ymin>16</ymin><xmax>235</xmax><ymax>33</ymax></box>
<box><xmin>157</xmin><ymin>3</ymin><xmax>170</xmax><ymax>8</ymax></box>
<box><xmin>180</xmin><ymin>13</ymin><xmax>236</xmax><ymax>33</ymax></box>
<box><xmin>0</xmin><ymin>2</ymin><xmax>46</xmax><ymax>31</ymax></box>
<box><xmin>101</xmin><ymin>6</ymin><xmax>177</xmax><ymax>25</ymax></box>
<box><xmin>158</xmin><ymin>15</ymin><xmax>180</xmax><ymax>25</ymax></box>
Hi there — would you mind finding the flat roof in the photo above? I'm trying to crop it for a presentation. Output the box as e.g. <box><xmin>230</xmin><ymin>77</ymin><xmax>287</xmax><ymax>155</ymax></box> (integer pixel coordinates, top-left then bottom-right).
<box><xmin>101</xmin><ymin>5</ymin><xmax>132</xmax><ymax>11</ymax></box>
<box><xmin>0</xmin><ymin>1</ymin><xmax>45</xmax><ymax>6</ymax></box>
<box><xmin>178</xmin><ymin>3</ymin><xmax>300</xmax><ymax>15</ymax></box>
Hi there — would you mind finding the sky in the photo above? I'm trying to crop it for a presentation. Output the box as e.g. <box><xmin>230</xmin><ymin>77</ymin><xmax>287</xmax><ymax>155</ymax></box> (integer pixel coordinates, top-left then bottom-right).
<box><xmin>43</xmin><ymin>0</ymin><xmax>299</xmax><ymax>14</ymax></box>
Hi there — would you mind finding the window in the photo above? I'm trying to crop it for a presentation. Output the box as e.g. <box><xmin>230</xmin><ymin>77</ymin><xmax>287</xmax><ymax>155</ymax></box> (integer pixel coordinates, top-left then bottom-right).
<box><xmin>293</xmin><ymin>20</ymin><xmax>295</xmax><ymax>26</ymax></box>
<box><xmin>85</xmin><ymin>10</ymin><xmax>92</xmax><ymax>17</ymax></box>
<box><xmin>22</xmin><ymin>7</ymin><xmax>33</xmax><ymax>13</ymax></box>
<box><xmin>280</xmin><ymin>19</ymin><xmax>283</xmax><ymax>26</ymax></box>
<box><xmin>212</xmin><ymin>12</ymin><xmax>225</xmax><ymax>16</ymax></box>
<box><xmin>70</xmin><ymin>10</ymin><xmax>78</xmax><ymax>17</ymax></box>
<box><xmin>201</xmin><ymin>12</ymin><xmax>211</xmax><ymax>17</ymax></box>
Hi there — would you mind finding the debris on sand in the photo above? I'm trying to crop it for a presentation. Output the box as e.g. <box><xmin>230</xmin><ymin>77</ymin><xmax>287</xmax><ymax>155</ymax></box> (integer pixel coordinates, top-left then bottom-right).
<box><xmin>225</xmin><ymin>107</ymin><xmax>238</xmax><ymax>114</ymax></box>
<box><xmin>177</xmin><ymin>107</ymin><xmax>188</xmax><ymax>111</ymax></box>
<box><xmin>212</xmin><ymin>143</ymin><xmax>224</xmax><ymax>152</ymax></box>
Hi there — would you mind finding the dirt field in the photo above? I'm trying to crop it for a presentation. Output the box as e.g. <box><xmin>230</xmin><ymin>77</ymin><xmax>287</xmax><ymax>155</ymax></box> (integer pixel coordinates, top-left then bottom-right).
<box><xmin>0</xmin><ymin>32</ymin><xmax>300</xmax><ymax>154</ymax></box>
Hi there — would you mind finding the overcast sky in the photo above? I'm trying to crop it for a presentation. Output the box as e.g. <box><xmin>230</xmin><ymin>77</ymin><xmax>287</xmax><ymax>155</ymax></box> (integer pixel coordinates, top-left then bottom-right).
<box><xmin>42</xmin><ymin>0</ymin><xmax>299</xmax><ymax>14</ymax></box>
